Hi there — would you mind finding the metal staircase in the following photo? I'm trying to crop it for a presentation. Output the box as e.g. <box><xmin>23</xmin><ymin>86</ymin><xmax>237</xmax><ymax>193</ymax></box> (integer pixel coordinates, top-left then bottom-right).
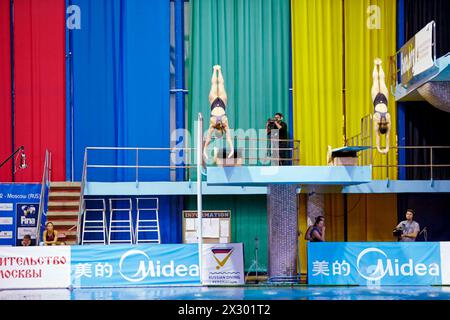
<box><xmin>46</xmin><ymin>181</ymin><xmax>81</xmax><ymax>245</ymax></box>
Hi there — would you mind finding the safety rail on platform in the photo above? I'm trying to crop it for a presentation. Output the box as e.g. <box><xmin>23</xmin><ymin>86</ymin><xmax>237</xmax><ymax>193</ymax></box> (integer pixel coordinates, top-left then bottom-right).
<box><xmin>375</xmin><ymin>146</ymin><xmax>450</xmax><ymax>181</ymax></box>
<box><xmin>76</xmin><ymin>149</ymin><xmax>88</xmax><ymax>245</ymax></box>
<box><xmin>346</xmin><ymin>114</ymin><xmax>373</xmax><ymax>166</ymax></box>
<box><xmin>345</xmin><ymin>114</ymin><xmax>450</xmax><ymax>180</ymax></box>
<box><xmin>80</xmin><ymin>142</ymin><xmax>300</xmax><ymax>183</ymax></box>
<box><xmin>36</xmin><ymin>150</ymin><xmax>51</xmax><ymax>245</ymax></box>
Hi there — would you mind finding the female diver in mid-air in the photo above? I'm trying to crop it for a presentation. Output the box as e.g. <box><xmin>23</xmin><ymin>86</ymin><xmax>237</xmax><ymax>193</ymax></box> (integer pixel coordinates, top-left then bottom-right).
<box><xmin>203</xmin><ymin>65</ymin><xmax>234</xmax><ymax>162</ymax></box>
<box><xmin>372</xmin><ymin>58</ymin><xmax>391</xmax><ymax>154</ymax></box>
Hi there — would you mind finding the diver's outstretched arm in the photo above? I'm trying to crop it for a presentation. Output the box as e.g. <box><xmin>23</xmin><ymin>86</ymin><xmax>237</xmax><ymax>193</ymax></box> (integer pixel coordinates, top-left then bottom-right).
<box><xmin>203</xmin><ymin>126</ymin><xmax>214</xmax><ymax>159</ymax></box>
<box><xmin>225</xmin><ymin>128</ymin><xmax>234</xmax><ymax>159</ymax></box>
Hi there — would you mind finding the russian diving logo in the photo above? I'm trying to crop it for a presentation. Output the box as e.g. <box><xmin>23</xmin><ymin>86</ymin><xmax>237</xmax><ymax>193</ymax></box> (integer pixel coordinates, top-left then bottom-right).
<box><xmin>118</xmin><ymin>249</ymin><xmax>199</xmax><ymax>282</ymax></box>
<box><xmin>211</xmin><ymin>248</ymin><xmax>234</xmax><ymax>270</ymax></box>
<box><xmin>356</xmin><ymin>247</ymin><xmax>440</xmax><ymax>282</ymax></box>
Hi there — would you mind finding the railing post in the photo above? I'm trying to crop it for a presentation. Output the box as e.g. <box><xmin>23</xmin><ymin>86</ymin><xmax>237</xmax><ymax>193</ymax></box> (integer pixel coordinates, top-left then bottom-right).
<box><xmin>197</xmin><ymin>113</ymin><xmax>203</xmax><ymax>285</ymax></box>
<box><xmin>430</xmin><ymin>147</ymin><xmax>433</xmax><ymax>181</ymax></box>
<box><xmin>136</xmin><ymin>148</ymin><xmax>139</xmax><ymax>187</ymax></box>
<box><xmin>36</xmin><ymin>150</ymin><xmax>49</xmax><ymax>245</ymax></box>
<box><xmin>386</xmin><ymin>150</ymin><xmax>389</xmax><ymax>180</ymax></box>
<box><xmin>76</xmin><ymin>149</ymin><xmax>88</xmax><ymax>245</ymax></box>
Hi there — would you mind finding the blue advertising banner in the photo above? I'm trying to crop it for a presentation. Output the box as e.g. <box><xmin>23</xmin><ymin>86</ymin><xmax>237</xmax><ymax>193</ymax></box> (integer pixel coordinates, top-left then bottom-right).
<box><xmin>0</xmin><ymin>184</ymin><xmax>41</xmax><ymax>246</ymax></box>
<box><xmin>308</xmin><ymin>242</ymin><xmax>442</xmax><ymax>286</ymax></box>
<box><xmin>71</xmin><ymin>244</ymin><xmax>200</xmax><ymax>287</ymax></box>
<box><xmin>15</xmin><ymin>203</ymin><xmax>39</xmax><ymax>246</ymax></box>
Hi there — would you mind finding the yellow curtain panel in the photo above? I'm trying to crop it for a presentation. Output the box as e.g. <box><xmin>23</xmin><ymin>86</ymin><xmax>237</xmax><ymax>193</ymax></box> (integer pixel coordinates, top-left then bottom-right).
<box><xmin>344</xmin><ymin>0</ymin><xmax>398</xmax><ymax>179</ymax></box>
<box><xmin>292</xmin><ymin>0</ymin><xmax>397</xmax><ymax>176</ymax></box>
<box><xmin>292</xmin><ymin>0</ymin><xmax>344</xmax><ymax>165</ymax></box>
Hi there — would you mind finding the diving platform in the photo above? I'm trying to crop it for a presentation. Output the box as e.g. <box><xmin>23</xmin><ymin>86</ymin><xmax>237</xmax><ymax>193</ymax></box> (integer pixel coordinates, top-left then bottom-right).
<box><xmin>85</xmin><ymin>181</ymin><xmax>267</xmax><ymax>196</ymax></box>
<box><xmin>395</xmin><ymin>54</ymin><xmax>450</xmax><ymax>103</ymax></box>
<box><xmin>84</xmin><ymin>179</ymin><xmax>450</xmax><ymax>195</ymax></box>
<box><xmin>331</xmin><ymin>146</ymin><xmax>370</xmax><ymax>157</ymax></box>
<box><xmin>206</xmin><ymin>165</ymin><xmax>372</xmax><ymax>186</ymax></box>
<box><xmin>300</xmin><ymin>180</ymin><xmax>450</xmax><ymax>194</ymax></box>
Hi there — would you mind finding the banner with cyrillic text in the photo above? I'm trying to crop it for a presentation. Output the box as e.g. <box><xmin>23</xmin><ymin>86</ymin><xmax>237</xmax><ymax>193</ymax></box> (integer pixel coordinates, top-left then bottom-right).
<box><xmin>71</xmin><ymin>244</ymin><xmax>200</xmax><ymax>287</ymax></box>
<box><xmin>0</xmin><ymin>246</ymin><xmax>71</xmax><ymax>289</ymax></box>
<box><xmin>308</xmin><ymin>242</ymin><xmax>441</xmax><ymax>286</ymax></box>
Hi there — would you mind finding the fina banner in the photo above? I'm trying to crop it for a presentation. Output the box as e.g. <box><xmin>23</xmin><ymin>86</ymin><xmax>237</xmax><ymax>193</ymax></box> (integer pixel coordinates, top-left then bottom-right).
<box><xmin>202</xmin><ymin>243</ymin><xmax>245</xmax><ymax>285</ymax></box>
<box><xmin>400</xmin><ymin>21</ymin><xmax>434</xmax><ymax>85</ymax></box>
<box><xmin>0</xmin><ymin>184</ymin><xmax>41</xmax><ymax>246</ymax></box>
<box><xmin>71</xmin><ymin>244</ymin><xmax>200</xmax><ymax>287</ymax></box>
<box><xmin>308</xmin><ymin>242</ymin><xmax>441</xmax><ymax>286</ymax></box>
<box><xmin>0</xmin><ymin>246</ymin><xmax>71</xmax><ymax>289</ymax></box>
<box><xmin>16</xmin><ymin>203</ymin><xmax>39</xmax><ymax>246</ymax></box>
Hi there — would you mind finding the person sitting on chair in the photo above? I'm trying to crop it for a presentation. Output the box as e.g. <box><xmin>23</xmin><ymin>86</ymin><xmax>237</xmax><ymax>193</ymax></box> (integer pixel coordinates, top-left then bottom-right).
<box><xmin>203</xmin><ymin>65</ymin><xmax>234</xmax><ymax>163</ymax></box>
<box><xmin>372</xmin><ymin>58</ymin><xmax>391</xmax><ymax>154</ymax></box>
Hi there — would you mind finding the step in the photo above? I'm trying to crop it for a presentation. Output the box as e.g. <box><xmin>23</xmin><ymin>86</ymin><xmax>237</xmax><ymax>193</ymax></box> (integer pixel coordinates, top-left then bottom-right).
<box><xmin>49</xmin><ymin>192</ymin><xmax>80</xmax><ymax>197</ymax></box>
<box><xmin>50</xmin><ymin>182</ymin><xmax>81</xmax><ymax>188</ymax></box>
<box><xmin>48</xmin><ymin>201</ymin><xmax>80</xmax><ymax>207</ymax></box>
<box><xmin>48</xmin><ymin>220</ymin><xmax>79</xmax><ymax>227</ymax></box>
<box><xmin>47</xmin><ymin>211</ymin><xmax>79</xmax><ymax>217</ymax></box>
<box><xmin>55</xmin><ymin>230</ymin><xmax>77</xmax><ymax>237</ymax></box>
<box><xmin>49</xmin><ymin>193</ymin><xmax>80</xmax><ymax>201</ymax></box>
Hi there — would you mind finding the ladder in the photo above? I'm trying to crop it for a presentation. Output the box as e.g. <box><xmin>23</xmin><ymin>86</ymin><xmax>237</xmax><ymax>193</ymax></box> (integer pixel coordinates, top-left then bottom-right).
<box><xmin>81</xmin><ymin>198</ymin><xmax>108</xmax><ymax>245</ymax></box>
<box><xmin>108</xmin><ymin>198</ymin><xmax>134</xmax><ymax>244</ymax></box>
<box><xmin>135</xmin><ymin>197</ymin><xmax>160</xmax><ymax>244</ymax></box>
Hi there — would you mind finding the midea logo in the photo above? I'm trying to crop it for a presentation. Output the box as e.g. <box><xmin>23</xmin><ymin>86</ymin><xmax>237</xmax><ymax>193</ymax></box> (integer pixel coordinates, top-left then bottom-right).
<box><xmin>119</xmin><ymin>250</ymin><xmax>199</xmax><ymax>282</ymax></box>
<box><xmin>356</xmin><ymin>248</ymin><xmax>440</xmax><ymax>281</ymax></box>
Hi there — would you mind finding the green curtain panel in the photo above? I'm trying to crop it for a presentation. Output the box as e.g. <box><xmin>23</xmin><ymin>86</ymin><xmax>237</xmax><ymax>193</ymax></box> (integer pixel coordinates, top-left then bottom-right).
<box><xmin>188</xmin><ymin>0</ymin><xmax>290</xmax><ymax>156</ymax></box>
<box><xmin>185</xmin><ymin>195</ymin><xmax>268</xmax><ymax>272</ymax></box>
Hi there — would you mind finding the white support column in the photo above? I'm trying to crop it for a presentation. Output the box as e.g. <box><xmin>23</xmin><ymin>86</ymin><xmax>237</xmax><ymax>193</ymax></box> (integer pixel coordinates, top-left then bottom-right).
<box><xmin>197</xmin><ymin>113</ymin><xmax>204</xmax><ymax>284</ymax></box>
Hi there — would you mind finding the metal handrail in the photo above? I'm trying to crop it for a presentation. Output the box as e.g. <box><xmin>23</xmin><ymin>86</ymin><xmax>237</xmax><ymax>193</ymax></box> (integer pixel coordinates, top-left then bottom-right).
<box><xmin>76</xmin><ymin>149</ymin><xmax>88</xmax><ymax>244</ymax></box>
<box><xmin>374</xmin><ymin>146</ymin><xmax>450</xmax><ymax>180</ymax></box>
<box><xmin>83</xmin><ymin>137</ymin><xmax>301</xmax><ymax>182</ymax></box>
<box><xmin>36</xmin><ymin>150</ymin><xmax>51</xmax><ymax>245</ymax></box>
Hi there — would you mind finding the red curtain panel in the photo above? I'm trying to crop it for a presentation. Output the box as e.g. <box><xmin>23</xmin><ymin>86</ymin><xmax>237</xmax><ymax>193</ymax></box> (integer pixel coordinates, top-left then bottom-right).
<box><xmin>13</xmin><ymin>0</ymin><xmax>66</xmax><ymax>182</ymax></box>
<box><xmin>0</xmin><ymin>0</ymin><xmax>13</xmax><ymax>182</ymax></box>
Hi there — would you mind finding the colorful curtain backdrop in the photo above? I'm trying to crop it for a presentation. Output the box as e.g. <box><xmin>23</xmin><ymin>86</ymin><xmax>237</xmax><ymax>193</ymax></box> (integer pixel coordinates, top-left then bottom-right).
<box><xmin>345</xmin><ymin>0</ymin><xmax>397</xmax><ymax>179</ymax></box>
<box><xmin>0</xmin><ymin>0</ymin><xmax>12</xmax><ymax>182</ymax></box>
<box><xmin>69</xmin><ymin>0</ymin><xmax>170</xmax><ymax>182</ymax></box>
<box><xmin>12</xmin><ymin>0</ymin><xmax>66</xmax><ymax>182</ymax></box>
<box><xmin>188</xmin><ymin>0</ymin><xmax>290</xmax><ymax>153</ymax></box>
<box><xmin>291</xmin><ymin>0</ymin><xmax>344</xmax><ymax>165</ymax></box>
